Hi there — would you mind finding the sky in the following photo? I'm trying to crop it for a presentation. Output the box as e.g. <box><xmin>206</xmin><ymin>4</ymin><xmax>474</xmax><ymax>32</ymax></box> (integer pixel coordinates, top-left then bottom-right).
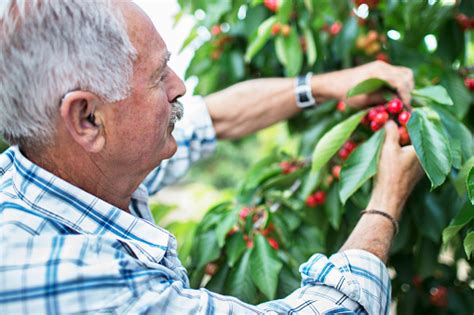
<box><xmin>134</xmin><ymin>0</ymin><xmax>196</xmax><ymax>84</ymax></box>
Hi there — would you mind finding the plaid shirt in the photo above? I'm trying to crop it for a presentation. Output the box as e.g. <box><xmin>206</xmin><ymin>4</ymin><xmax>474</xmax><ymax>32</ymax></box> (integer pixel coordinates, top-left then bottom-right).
<box><xmin>0</xmin><ymin>97</ymin><xmax>391</xmax><ymax>314</ymax></box>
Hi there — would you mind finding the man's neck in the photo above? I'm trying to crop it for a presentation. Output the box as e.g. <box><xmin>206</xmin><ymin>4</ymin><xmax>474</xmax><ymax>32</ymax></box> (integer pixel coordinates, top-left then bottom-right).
<box><xmin>23</xmin><ymin>146</ymin><xmax>141</xmax><ymax>212</ymax></box>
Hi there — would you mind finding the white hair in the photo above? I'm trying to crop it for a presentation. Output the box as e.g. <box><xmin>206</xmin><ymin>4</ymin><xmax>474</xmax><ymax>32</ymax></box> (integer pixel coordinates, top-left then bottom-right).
<box><xmin>0</xmin><ymin>0</ymin><xmax>137</xmax><ymax>146</ymax></box>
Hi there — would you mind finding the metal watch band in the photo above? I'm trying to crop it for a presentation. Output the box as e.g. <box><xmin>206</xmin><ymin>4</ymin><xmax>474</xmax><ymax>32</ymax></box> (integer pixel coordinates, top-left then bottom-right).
<box><xmin>295</xmin><ymin>72</ymin><xmax>316</xmax><ymax>109</ymax></box>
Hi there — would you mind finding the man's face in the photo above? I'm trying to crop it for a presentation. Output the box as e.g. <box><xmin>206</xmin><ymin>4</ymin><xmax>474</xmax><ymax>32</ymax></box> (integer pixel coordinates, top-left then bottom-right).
<box><xmin>101</xmin><ymin>2</ymin><xmax>186</xmax><ymax>176</ymax></box>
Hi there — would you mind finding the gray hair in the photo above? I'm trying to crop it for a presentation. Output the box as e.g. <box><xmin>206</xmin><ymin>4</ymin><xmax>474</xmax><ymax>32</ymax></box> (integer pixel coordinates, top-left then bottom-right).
<box><xmin>0</xmin><ymin>0</ymin><xmax>137</xmax><ymax>146</ymax></box>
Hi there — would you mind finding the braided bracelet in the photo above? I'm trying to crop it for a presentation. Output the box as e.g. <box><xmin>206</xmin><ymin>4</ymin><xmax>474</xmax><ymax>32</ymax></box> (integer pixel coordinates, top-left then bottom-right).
<box><xmin>361</xmin><ymin>209</ymin><xmax>399</xmax><ymax>235</ymax></box>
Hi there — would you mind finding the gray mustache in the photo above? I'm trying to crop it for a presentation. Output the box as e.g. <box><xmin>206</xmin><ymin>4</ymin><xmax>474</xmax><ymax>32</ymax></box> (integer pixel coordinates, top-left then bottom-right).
<box><xmin>170</xmin><ymin>100</ymin><xmax>184</xmax><ymax>125</ymax></box>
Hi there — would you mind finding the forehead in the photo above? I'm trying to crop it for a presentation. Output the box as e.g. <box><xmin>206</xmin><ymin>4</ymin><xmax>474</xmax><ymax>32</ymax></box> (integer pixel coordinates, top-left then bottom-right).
<box><xmin>118</xmin><ymin>1</ymin><xmax>167</xmax><ymax>67</ymax></box>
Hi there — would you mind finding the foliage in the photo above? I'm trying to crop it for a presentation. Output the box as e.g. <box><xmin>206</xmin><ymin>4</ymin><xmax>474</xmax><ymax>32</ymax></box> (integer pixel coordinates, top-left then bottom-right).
<box><xmin>175</xmin><ymin>0</ymin><xmax>474</xmax><ymax>313</ymax></box>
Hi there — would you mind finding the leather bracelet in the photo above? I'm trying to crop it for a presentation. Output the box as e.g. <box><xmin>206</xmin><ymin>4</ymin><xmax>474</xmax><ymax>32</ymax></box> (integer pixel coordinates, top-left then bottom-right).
<box><xmin>361</xmin><ymin>209</ymin><xmax>399</xmax><ymax>235</ymax></box>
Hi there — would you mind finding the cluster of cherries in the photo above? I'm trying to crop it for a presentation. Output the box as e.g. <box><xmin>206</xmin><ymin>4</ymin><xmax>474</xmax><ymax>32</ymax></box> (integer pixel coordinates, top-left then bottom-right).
<box><xmin>226</xmin><ymin>207</ymin><xmax>280</xmax><ymax>250</ymax></box>
<box><xmin>271</xmin><ymin>23</ymin><xmax>291</xmax><ymax>37</ymax></box>
<box><xmin>305</xmin><ymin>190</ymin><xmax>326</xmax><ymax>208</ymax></box>
<box><xmin>359</xmin><ymin>98</ymin><xmax>412</xmax><ymax>145</ymax></box>
<box><xmin>279</xmin><ymin>160</ymin><xmax>305</xmax><ymax>174</ymax></box>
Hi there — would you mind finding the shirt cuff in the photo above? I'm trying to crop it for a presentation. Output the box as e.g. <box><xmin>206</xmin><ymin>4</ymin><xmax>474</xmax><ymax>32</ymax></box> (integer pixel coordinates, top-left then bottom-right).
<box><xmin>299</xmin><ymin>249</ymin><xmax>391</xmax><ymax>315</ymax></box>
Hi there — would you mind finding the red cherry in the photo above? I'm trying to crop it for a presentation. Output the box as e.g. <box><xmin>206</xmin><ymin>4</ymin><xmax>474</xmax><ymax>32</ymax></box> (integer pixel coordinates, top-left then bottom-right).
<box><xmin>329</xmin><ymin>22</ymin><xmax>342</xmax><ymax>36</ymax></box>
<box><xmin>227</xmin><ymin>226</ymin><xmax>239</xmax><ymax>236</ymax></box>
<box><xmin>336</xmin><ymin>100</ymin><xmax>346</xmax><ymax>112</ymax></box>
<box><xmin>263</xmin><ymin>0</ymin><xmax>278</xmax><ymax>12</ymax></box>
<box><xmin>306</xmin><ymin>195</ymin><xmax>317</xmax><ymax>207</ymax></box>
<box><xmin>332</xmin><ymin>165</ymin><xmax>342</xmax><ymax>179</ymax></box>
<box><xmin>313</xmin><ymin>191</ymin><xmax>326</xmax><ymax>205</ymax></box>
<box><xmin>398</xmin><ymin>111</ymin><xmax>411</xmax><ymax>126</ymax></box>
<box><xmin>376</xmin><ymin>52</ymin><xmax>389</xmax><ymax>63</ymax></box>
<box><xmin>261</xmin><ymin>227</ymin><xmax>271</xmax><ymax>236</ymax></box>
<box><xmin>338</xmin><ymin>148</ymin><xmax>350</xmax><ymax>160</ymax></box>
<box><xmin>239</xmin><ymin>207</ymin><xmax>250</xmax><ymax>220</ymax></box>
<box><xmin>412</xmin><ymin>275</ymin><xmax>423</xmax><ymax>288</ymax></box>
<box><xmin>281</xmin><ymin>24</ymin><xmax>291</xmax><ymax>37</ymax></box>
<box><xmin>267</xmin><ymin>237</ymin><xmax>279</xmax><ymax>250</ymax></box>
<box><xmin>205</xmin><ymin>263</ymin><xmax>218</xmax><ymax>276</ymax></box>
<box><xmin>386</xmin><ymin>98</ymin><xmax>404</xmax><ymax>114</ymax></box>
<box><xmin>398</xmin><ymin>126</ymin><xmax>410</xmax><ymax>145</ymax></box>
<box><xmin>299</xmin><ymin>36</ymin><xmax>307</xmax><ymax>52</ymax></box>
<box><xmin>361</xmin><ymin>114</ymin><xmax>371</xmax><ymax>126</ymax></box>
<box><xmin>464</xmin><ymin>78</ymin><xmax>474</xmax><ymax>90</ymax></box>
<box><xmin>211</xmin><ymin>25</ymin><xmax>221</xmax><ymax>36</ymax></box>
<box><xmin>456</xmin><ymin>13</ymin><xmax>470</xmax><ymax>30</ymax></box>
<box><xmin>368</xmin><ymin>108</ymin><xmax>379</xmax><ymax>121</ymax></box>
<box><xmin>373</xmin><ymin>111</ymin><xmax>389</xmax><ymax>124</ymax></box>
<box><xmin>429</xmin><ymin>286</ymin><xmax>448</xmax><ymax>308</ymax></box>
<box><xmin>370</xmin><ymin>120</ymin><xmax>383</xmax><ymax>132</ymax></box>
<box><xmin>343</xmin><ymin>140</ymin><xmax>357</xmax><ymax>152</ymax></box>
<box><xmin>246</xmin><ymin>239</ymin><xmax>254</xmax><ymax>249</ymax></box>
<box><xmin>271</xmin><ymin>23</ymin><xmax>281</xmax><ymax>36</ymax></box>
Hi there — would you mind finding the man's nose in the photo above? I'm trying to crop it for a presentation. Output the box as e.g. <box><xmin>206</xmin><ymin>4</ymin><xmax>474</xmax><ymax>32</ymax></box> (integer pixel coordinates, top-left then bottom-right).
<box><xmin>168</xmin><ymin>68</ymin><xmax>186</xmax><ymax>102</ymax></box>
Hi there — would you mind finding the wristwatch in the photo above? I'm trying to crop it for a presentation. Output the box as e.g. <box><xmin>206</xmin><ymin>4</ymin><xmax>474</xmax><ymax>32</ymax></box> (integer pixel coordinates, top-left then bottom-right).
<box><xmin>295</xmin><ymin>72</ymin><xmax>317</xmax><ymax>109</ymax></box>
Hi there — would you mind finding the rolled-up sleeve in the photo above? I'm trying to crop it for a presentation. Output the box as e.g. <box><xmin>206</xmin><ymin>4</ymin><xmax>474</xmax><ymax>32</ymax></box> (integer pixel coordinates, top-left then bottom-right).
<box><xmin>143</xmin><ymin>96</ymin><xmax>217</xmax><ymax>195</ymax></box>
<box><xmin>298</xmin><ymin>249</ymin><xmax>391</xmax><ymax>315</ymax></box>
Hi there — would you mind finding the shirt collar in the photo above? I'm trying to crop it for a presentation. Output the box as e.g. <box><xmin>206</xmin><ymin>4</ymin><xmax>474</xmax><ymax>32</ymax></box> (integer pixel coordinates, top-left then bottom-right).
<box><xmin>9</xmin><ymin>146</ymin><xmax>170</xmax><ymax>264</ymax></box>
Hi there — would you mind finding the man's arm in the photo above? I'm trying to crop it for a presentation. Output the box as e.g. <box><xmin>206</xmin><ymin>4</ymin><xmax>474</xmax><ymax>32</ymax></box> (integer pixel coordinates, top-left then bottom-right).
<box><xmin>340</xmin><ymin>121</ymin><xmax>424</xmax><ymax>262</ymax></box>
<box><xmin>205</xmin><ymin>61</ymin><xmax>414</xmax><ymax>139</ymax></box>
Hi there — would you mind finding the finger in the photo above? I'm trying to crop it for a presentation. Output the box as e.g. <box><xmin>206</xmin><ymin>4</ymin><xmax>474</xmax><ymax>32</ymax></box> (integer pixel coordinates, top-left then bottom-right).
<box><xmin>384</xmin><ymin>120</ymin><xmax>399</xmax><ymax>145</ymax></box>
<box><xmin>345</xmin><ymin>92</ymin><xmax>385</xmax><ymax>108</ymax></box>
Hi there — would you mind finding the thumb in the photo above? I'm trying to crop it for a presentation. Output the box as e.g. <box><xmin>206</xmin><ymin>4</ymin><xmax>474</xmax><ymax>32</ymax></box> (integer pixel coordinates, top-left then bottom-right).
<box><xmin>384</xmin><ymin>120</ymin><xmax>399</xmax><ymax>145</ymax></box>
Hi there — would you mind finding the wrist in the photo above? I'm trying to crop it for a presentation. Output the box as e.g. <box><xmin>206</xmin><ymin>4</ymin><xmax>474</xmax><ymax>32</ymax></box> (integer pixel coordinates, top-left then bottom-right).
<box><xmin>310</xmin><ymin>73</ymin><xmax>339</xmax><ymax>103</ymax></box>
<box><xmin>367</xmin><ymin>187</ymin><xmax>407</xmax><ymax>220</ymax></box>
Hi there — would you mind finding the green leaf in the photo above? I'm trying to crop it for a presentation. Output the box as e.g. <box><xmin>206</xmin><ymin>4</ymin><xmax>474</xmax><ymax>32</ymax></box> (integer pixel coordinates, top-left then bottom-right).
<box><xmin>454</xmin><ymin>157</ymin><xmax>474</xmax><ymax>195</ymax></box>
<box><xmin>346</xmin><ymin>78</ymin><xmax>391</xmax><ymax>98</ymax></box>
<box><xmin>412</xmin><ymin>85</ymin><xmax>453</xmax><ymax>106</ymax></box>
<box><xmin>324</xmin><ymin>183</ymin><xmax>344</xmax><ymax>229</ymax></box>
<box><xmin>276</xmin><ymin>27</ymin><xmax>303</xmax><ymax>76</ymax></box>
<box><xmin>339</xmin><ymin>130</ymin><xmax>385</xmax><ymax>204</ymax></box>
<box><xmin>431</xmin><ymin>105</ymin><xmax>473</xmax><ymax>165</ymax></box>
<box><xmin>225</xmin><ymin>249</ymin><xmax>257</xmax><ymax>303</ymax></box>
<box><xmin>406</xmin><ymin>109</ymin><xmax>451</xmax><ymax>189</ymax></box>
<box><xmin>468</xmin><ymin>167</ymin><xmax>474</xmax><ymax>205</ymax></box>
<box><xmin>179</xmin><ymin>28</ymin><xmax>198</xmax><ymax>53</ymax></box>
<box><xmin>277</xmin><ymin>0</ymin><xmax>292</xmax><ymax>24</ymax></box>
<box><xmin>310</xmin><ymin>111</ymin><xmax>367</xmax><ymax>175</ymax></box>
<box><xmin>442</xmin><ymin>201</ymin><xmax>474</xmax><ymax>243</ymax></box>
<box><xmin>215</xmin><ymin>209</ymin><xmax>238</xmax><ymax>247</ymax></box>
<box><xmin>441</xmin><ymin>71</ymin><xmax>471</xmax><ymax>119</ymax></box>
<box><xmin>250</xmin><ymin>233</ymin><xmax>283</xmax><ymax>300</ymax></box>
<box><xmin>225</xmin><ymin>231</ymin><xmax>247</xmax><ymax>267</ymax></box>
<box><xmin>303</xmin><ymin>27</ymin><xmax>317</xmax><ymax>66</ymax></box>
<box><xmin>150</xmin><ymin>202</ymin><xmax>177</xmax><ymax>224</ymax></box>
<box><xmin>195</xmin><ymin>230</ymin><xmax>221</xmax><ymax>270</ymax></box>
<box><xmin>165</xmin><ymin>221</ymin><xmax>197</xmax><ymax>264</ymax></box>
<box><xmin>464</xmin><ymin>231</ymin><xmax>474</xmax><ymax>259</ymax></box>
<box><xmin>244</xmin><ymin>16</ymin><xmax>277</xmax><ymax>62</ymax></box>
<box><xmin>206</xmin><ymin>264</ymin><xmax>229</xmax><ymax>293</ymax></box>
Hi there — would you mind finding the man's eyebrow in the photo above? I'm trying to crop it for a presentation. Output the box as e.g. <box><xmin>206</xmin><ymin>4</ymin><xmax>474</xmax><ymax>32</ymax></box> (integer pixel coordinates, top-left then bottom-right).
<box><xmin>150</xmin><ymin>51</ymin><xmax>171</xmax><ymax>82</ymax></box>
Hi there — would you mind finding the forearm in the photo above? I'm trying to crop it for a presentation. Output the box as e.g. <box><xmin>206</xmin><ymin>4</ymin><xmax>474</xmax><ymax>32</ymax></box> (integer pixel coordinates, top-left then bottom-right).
<box><xmin>339</xmin><ymin>189</ymin><xmax>406</xmax><ymax>263</ymax></box>
<box><xmin>204</xmin><ymin>75</ymin><xmax>337</xmax><ymax>139</ymax></box>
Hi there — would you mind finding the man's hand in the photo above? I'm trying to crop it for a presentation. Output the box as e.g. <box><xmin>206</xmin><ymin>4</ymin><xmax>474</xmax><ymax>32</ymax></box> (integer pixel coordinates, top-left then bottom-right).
<box><xmin>311</xmin><ymin>61</ymin><xmax>414</xmax><ymax>108</ymax></box>
<box><xmin>339</xmin><ymin>121</ymin><xmax>423</xmax><ymax>262</ymax></box>
<box><xmin>368</xmin><ymin>120</ymin><xmax>424</xmax><ymax>220</ymax></box>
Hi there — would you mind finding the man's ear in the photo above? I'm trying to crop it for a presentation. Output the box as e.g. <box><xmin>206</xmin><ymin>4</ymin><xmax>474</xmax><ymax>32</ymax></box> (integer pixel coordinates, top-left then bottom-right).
<box><xmin>59</xmin><ymin>91</ymin><xmax>105</xmax><ymax>153</ymax></box>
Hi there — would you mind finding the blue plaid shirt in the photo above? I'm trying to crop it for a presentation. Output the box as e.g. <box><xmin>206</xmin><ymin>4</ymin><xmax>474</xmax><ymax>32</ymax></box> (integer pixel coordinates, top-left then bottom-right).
<box><xmin>0</xmin><ymin>97</ymin><xmax>391</xmax><ymax>314</ymax></box>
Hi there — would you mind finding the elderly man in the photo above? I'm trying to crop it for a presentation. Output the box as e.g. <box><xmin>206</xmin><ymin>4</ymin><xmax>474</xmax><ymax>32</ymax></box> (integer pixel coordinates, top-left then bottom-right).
<box><xmin>0</xmin><ymin>1</ymin><xmax>422</xmax><ymax>314</ymax></box>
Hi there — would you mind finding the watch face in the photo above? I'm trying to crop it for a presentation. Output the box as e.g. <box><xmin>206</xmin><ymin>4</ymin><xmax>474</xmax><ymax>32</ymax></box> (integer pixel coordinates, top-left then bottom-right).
<box><xmin>299</xmin><ymin>93</ymin><xmax>310</xmax><ymax>103</ymax></box>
